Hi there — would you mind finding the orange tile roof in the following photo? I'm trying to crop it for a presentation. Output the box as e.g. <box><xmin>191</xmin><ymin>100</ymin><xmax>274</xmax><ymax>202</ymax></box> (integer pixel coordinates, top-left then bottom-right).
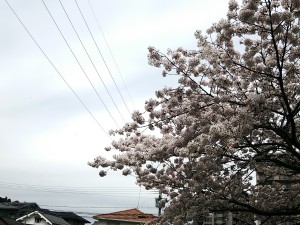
<box><xmin>93</xmin><ymin>208</ymin><xmax>157</xmax><ymax>223</ymax></box>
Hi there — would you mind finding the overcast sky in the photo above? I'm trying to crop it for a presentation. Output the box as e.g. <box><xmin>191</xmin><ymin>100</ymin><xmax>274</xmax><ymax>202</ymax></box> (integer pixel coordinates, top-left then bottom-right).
<box><xmin>0</xmin><ymin>0</ymin><xmax>230</xmax><ymax>220</ymax></box>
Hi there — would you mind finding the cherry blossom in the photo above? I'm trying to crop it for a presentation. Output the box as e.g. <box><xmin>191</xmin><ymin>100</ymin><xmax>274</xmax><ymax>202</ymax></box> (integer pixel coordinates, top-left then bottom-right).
<box><xmin>90</xmin><ymin>0</ymin><xmax>300</xmax><ymax>224</ymax></box>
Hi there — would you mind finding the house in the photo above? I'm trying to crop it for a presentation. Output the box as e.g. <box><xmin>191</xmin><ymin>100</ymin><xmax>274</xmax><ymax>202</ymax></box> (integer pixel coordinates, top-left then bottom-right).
<box><xmin>0</xmin><ymin>201</ymin><xmax>90</xmax><ymax>225</ymax></box>
<box><xmin>93</xmin><ymin>209</ymin><xmax>157</xmax><ymax>225</ymax></box>
<box><xmin>0</xmin><ymin>202</ymin><xmax>40</xmax><ymax>219</ymax></box>
<box><xmin>0</xmin><ymin>217</ymin><xmax>23</xmax><ymax>225</ymax></box>
<box><xmin>256</xmin><ymin>170</ymin><xmax>300</xmax><ymax>225</ymax></box>
<box><xmin>16</xmin><ymin>211</ymin><xmax>70</xmax><ymax>225</ymax></box>
<box><xmin>40</xmin><ymin>210</ymin><xmax>90</xmax><ymax>225</ymax></box>
<box><xmin>203</xmin><ymin>212</ymin><xmax>254</xmax><ymax>225</ymax></box>
<box><xmin>0</xmin><ymin>197</ymin><xmax>11</xmax><ymax>204</ymax></box>
<box><xmin>256</xmin><ymin>172</ymin><xmax>300</xmax><ymax>186</ymax></box>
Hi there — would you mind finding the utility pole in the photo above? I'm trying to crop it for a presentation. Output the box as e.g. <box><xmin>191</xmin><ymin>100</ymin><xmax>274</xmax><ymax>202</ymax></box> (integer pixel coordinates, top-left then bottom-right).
<box><xmin>155</xmin><ymin>191</ymin><xmax>167</xmax><ymax>216</ymax></box>
<box><xmin>155</xmin><ymin>192</ymin><xmax>162</xmax><ymax>216</ymax></box>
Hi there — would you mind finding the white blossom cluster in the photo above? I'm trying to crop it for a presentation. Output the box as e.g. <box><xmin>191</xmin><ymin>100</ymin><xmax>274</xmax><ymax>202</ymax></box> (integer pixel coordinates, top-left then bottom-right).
<box><xmin>90</xmin><ymin>1</ymin><xmax>300</xmax><ymax>224</ymax></box>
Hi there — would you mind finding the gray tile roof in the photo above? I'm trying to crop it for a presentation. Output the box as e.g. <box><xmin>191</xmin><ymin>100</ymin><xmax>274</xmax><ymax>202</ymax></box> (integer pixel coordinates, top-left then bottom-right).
<box><xmin>0</xmin><ymin>202</ymin><xmax>39</xmax><ymax>211</ymax></box>
<box><xmin>43</xmin><ymin>213</ymin><xmax>71</xmax><ymax>225</ymax></box>
<box><xmin>41</xmin><ymin>210</ymin><xmax>90</xmax><ymax>223</ymax></box>
<box><xmin>0</xmin><ymin>203</ymin><xmax>18</xmax><ymax>210</ymax></box>
<box><xmin>0</xmin><ymin>217</ymin><xmax>23</xmax><ymax>225</ymax></box>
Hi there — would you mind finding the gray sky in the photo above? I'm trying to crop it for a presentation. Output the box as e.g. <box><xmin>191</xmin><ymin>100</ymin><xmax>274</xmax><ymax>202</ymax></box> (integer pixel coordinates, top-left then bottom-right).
<box><xmin>0</xmin><ymin>0</ymin><xmax>229</xmax><ymax>220</ymax></box>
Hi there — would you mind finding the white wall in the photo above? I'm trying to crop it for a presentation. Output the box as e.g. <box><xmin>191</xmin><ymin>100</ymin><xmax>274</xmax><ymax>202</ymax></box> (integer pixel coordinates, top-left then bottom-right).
<box><xmin>19</xmin><ymin>215</ymin><xmax>49</xmax><ymax>225</ymax></box>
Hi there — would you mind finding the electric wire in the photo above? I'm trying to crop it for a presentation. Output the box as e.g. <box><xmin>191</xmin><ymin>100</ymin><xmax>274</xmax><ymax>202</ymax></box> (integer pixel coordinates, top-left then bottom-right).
<box><xmin>38</xmin><ymin>207</ymin><xmax>158</xmax><ymax>219</ymax></box>
<box><xmin>0</xmin><ymin>188</ymin><xmax>156</xmax><ymax>199</ymax></box>
<box><xmin>40</xmin><ymin>204</ymin><xmax>156</xmax><ymax>209</ymax></box>
<box><xmin>57</xmin><ymin>0</ymin><xmax>126</xmax><ymax>124</ymax></box>
<box><xmin>3</xmin><ymin>2</ymin><xmax>155</xmax><ymax>212</ymax></box>
<box><xmin>3</xmin><ymin>2</ymin><xmax>154</xmax><ymax>214</ymax></box>
<box><xmin>41</xmin><ymin>0</ymin><xmax>120</xmax><ymax>128</ymax></box>
<box><xmin>0</xmin><ymin>181</ymin><xmax>158</xmax><ymax>197</ymax></box>
<box><xmin>3</xmin><ymin>0</ymin><xmax>111</xmax><ymax>138</ymax></box>
<box><xmin>87</xmin><ymin>0</ymin><xmax>136</xmax><ymax>109</ymax></box>
<box><xmin>40</xmin><ymin>205</ymin><xmax>159</xmax><ymax>217</ymax></box>
<box><xmin>75</xmin><ymin>0</ymin><xmax>132</xmax><ymax>116</ymax></box>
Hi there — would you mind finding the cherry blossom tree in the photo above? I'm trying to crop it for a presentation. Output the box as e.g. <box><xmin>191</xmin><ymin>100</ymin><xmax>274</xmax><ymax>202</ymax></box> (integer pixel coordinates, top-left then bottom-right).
<box><xmin>89</xmin><ymin>0</ymin><xmax>300</xmax><ymax>224</ymax></box>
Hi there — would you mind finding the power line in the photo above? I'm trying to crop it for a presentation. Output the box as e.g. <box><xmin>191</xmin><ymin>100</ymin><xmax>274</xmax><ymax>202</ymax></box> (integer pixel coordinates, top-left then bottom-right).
<box><xmin>75</xmin><ymin>0</ymin><xmax>132</xmax><ymax>116</ymax></box>
<box><xmin>87</xmin><ymin>0</ymin><xmax>136</xmax><ymax>110</ymax></box>
<box><xmin>39</xmin><ymin>208</ymin><xmax>158</xmax><ymax>219</ymax></box>
<box><xmin>0</xmin><ymin>181</ymin><xmax>158</xmax><ymax>197</ymax></box>
<box><xmin>39</xmin><ymin>205</ymin><xmax>158</xmax><ymax>217</ymax></box>
<box><xmin>41</xmin><ymin>0</ymin><xmax>120</xmax><ymax>128</ymax></box>
<box><xmin>57</xmin><ymin>0</ymin><xmax>127</xmax><ymax>125</ymax></box>
<box><xmin>40</xmin><ymin>204</ymin><xmax>156</xmax><ymax>209</ymax></box>
<box><xmin>3</xmin><ymin>0</ymin><xmax>110</xmax><ymax>138</ymax></box>
<box><xmin>0</xmin><ymin>181</ymin><xmax>156</xmax><ymax>191</ymax></box>
<box><xmin>0</xmin><ymin>188</ymin><xmax>156</xmax><ymax>199</ymax></box>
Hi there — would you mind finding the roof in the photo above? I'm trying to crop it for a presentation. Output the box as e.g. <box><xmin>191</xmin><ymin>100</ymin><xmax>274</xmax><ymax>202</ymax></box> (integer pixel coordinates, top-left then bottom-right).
<box><xmin>0</xmin><ymin>217</ymin><xmax>23</xmax><ymax>225</ymax></box>
<box><xmin>17</xmin><ymin>211</ymin><xmax>70</xmax><ymax>225</ymax></box>
<box><xmin>40</xmin><ymin>210</ymin><xmax>90</xmax><ymax>223</ymax></box>
<box><xmin>0</xmin><ymin>204</ymin><xmax>18</xmax><ymax>210</ymax></box>
<box><xmin>93</xmin><ymin>209</ymin><xmax>156</xmax><ymax>223</ymax></box>
<box><xmin>15</xmin><ymin>203</ymin><xmax>39</xmax><ymax>210</ymax></box>
<box><xmin>0</xmin><ymin>202</ymin><xmax>39</xmax><ymax>210</ymax></box>
<box><xmin>43</xmin><ymin>213</ymin><xmax>71</xmax><ymax>225</ymax></box>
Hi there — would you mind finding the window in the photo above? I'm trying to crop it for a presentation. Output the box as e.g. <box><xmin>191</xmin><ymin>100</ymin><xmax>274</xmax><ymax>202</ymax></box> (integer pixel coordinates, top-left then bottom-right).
<box><xmin>204</xmin><ymin>217</ymin><xmax>212</xmax><ymax>222</ymax></box>
<box><xmin>216</xmin><ymin>213</ymin><xmax>225</xmax><ymax>222</ymax></box>
<box><xmin>204</xmin><ymin>214</ymin><xmax>213</xmax><ymax>222</ymax></box>
<box><xmin>282</xmin><ymin>221</ymin><xmax>296</xmax><ymax>225</ymax></box>
<box><xmin>35</xmin><ymin>217</ymin><xmax>42</xmax><ymax>223</ymax></box>
<box><xmin>279</xmin><ymin>175</ymin><xmax>289</xmax><ymax>180</ymax></box>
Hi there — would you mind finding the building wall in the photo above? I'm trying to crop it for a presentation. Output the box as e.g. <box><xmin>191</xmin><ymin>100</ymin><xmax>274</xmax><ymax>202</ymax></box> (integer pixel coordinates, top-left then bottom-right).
<box><xmin>256</xmin><ymin>171</ymin><xmax>300</xmax><ymax>225</ymax></box>
<box><xmin>203</xmin><ymin>212</ymin><xmax>231</xmax><ymax>225</ymax></box>
<box><xmin>203</xmin><ymin>212</ymin><xmax>253</xmax><ymax>225</ymax></box>
<box><xmin>18</xmin><ymin>216</ymin><xmax>49</xmax><ymax>225</ymax></box>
